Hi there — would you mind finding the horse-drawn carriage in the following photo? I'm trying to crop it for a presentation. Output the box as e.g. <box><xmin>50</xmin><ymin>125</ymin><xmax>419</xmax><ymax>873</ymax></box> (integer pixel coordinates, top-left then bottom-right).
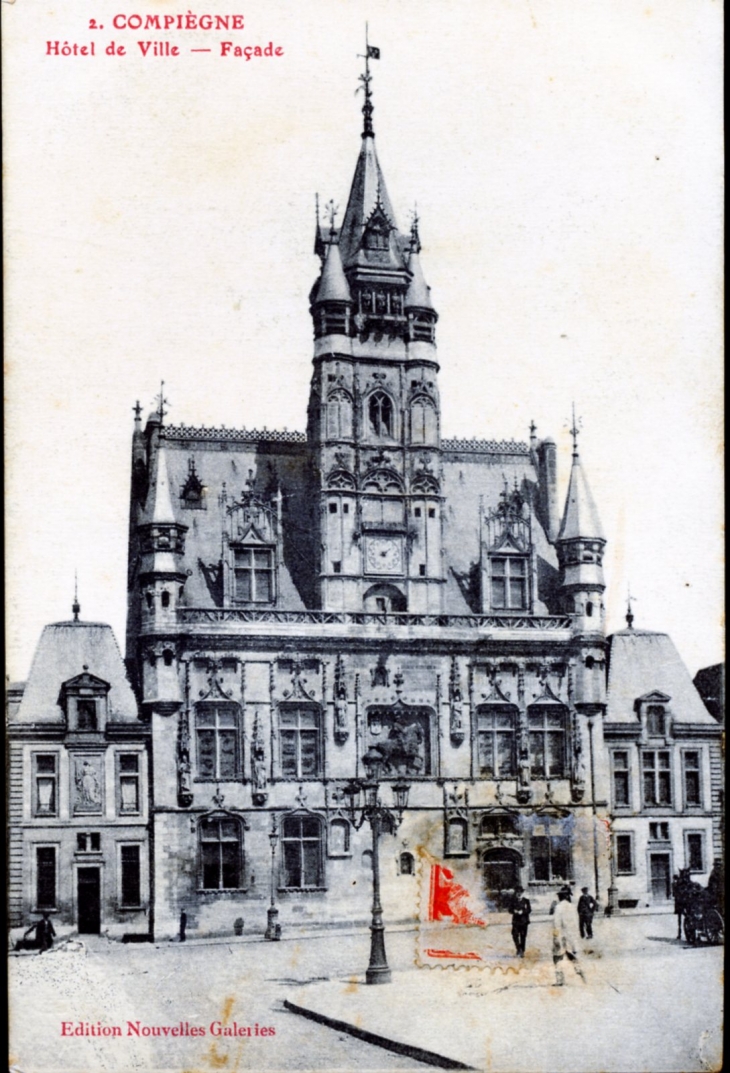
<box><xmin>675</xmin><ymin>868</ymin><xmax>724</xmax><ymax>945</ymax></box>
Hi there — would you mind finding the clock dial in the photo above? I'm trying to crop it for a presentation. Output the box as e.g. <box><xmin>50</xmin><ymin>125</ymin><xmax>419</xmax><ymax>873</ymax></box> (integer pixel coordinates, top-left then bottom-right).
<box><xmin>365</xmin><ymin>537</ymin><xmax>403</xmax><ymax>575</ymax></box>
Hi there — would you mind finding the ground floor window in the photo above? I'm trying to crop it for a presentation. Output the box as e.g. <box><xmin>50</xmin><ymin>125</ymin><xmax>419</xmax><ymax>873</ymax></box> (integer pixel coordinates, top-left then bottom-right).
<box><xmin>530</xmin><ymin>834</ymin><xmax>571</xmax><ymax>882</ymax></box>
<box><xmin>685</xmin><ymin>831</ymin><xmax>705</xmax><ymax>873</ymax></box>
<box><xmin>200</xmin><ymin>816</ymin><xmax>243</xmax><ymax>890</ymax></box>
<box><xmin>281</xmin><ymin>814</ymin><xmax>324</xmax><ymax>889</ymax></box>
<box><xmin>36</xmin><ymin>846</ymin><xmax>57</xmax><ymax>909</ymax></box>
<box><xmin>615</xmin><ymin>833</ymin><xmax>634</xmax><ymax>874</ymax></box>
<box><xmin>120</xmin><ymin>845</ymin><xmax>141</xmax><ymax>906</ymax></box>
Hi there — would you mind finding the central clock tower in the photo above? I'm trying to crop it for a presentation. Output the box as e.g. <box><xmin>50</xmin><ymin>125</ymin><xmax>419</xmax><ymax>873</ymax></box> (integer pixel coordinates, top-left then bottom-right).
<box><xmin>306</xmin><ymin>55</ymin><xmax>443</xmax><ymax>614</ymax></box>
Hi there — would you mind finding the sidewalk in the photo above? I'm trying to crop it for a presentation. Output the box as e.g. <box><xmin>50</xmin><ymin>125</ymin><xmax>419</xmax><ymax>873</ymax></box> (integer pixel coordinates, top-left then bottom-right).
<box><xmin>284</xmin><ymin>915</ymin><xmax>723</xmax><ymax>1072</ymax></box>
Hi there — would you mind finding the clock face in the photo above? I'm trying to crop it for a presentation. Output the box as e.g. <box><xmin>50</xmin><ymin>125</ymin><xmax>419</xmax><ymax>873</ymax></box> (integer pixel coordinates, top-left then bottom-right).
<box><xmin>365</xmin><ymin>537</ymin><xmax>403</xmax><ymax>575</ymax></box>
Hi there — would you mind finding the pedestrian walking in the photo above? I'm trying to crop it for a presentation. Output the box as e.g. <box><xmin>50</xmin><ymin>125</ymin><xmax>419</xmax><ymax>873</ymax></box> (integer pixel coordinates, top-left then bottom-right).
<box><xmin>552</xmin><ymin>885</ymin><xmax>585</xmax><ymax>985</ymax></box>
<box><xmin>510</xmin><ymin>885</ymin><xmax>531</xmax><ymax>957</ymax></box>
<box><xmin>179</xmin><ymin>910</ymin><xmax>187</xmax><ymax>943</ymax></box>
<box><xmin>577</xmin><ymin>887</ymin><xmax>597</xmax><ymax>939</ymax></box>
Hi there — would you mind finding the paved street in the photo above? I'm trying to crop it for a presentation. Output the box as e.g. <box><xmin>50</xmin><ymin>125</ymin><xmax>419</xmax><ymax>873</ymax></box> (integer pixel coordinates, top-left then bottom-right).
<box><xmin>9</xmin><ymin>913</ymin><xmax>723</xmax><ymax>1072</ymax></box>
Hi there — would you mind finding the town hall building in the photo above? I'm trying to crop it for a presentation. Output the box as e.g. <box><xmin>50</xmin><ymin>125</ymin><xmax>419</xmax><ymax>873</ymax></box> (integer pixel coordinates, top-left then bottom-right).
<box><xmin>7</xmin><ymin>54</ymin><xmax>722</xmax><ymax>942</ymax></box>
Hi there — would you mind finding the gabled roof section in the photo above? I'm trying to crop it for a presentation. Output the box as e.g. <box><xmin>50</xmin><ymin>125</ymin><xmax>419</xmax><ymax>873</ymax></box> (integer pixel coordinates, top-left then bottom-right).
<box><xmin>557</xmin><ymin>452</ymin><xmax>604</xmax><ymax>542</ymax></box>
<box><xmin>338</xmin><ymin>137</ymin><xmax>403</xmax><ymax>268</ymax></box>
<box><xmin>606</xmin><ymin>630</ymin><xmax>717</xmax><ymax>724</ymax></box>
<box><xmin>15</xmin><ymin>621</ymin><xmax>138</xmax><ymax>724</ymax></box>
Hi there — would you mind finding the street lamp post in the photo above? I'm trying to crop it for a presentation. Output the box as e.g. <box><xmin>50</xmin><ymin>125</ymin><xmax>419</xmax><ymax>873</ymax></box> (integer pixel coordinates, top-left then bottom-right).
<box><xmin>344</xmin><ymin>747</ymin><xmax>410</xmax><ymax>985</ymax></box>
<box><xmin>265</xmin><ymin>814</ymin><xmax>282</xmax><ymax>941</ymax></box>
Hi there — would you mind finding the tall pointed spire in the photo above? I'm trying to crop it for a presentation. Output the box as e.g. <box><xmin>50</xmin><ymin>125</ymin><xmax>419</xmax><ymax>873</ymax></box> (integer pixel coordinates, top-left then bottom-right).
<box><xmin>558</xmin><ymin>410</ymin><xmax>604</xmax><ymax>542</ymax></box>
<box><xmin>72</xmin><ymin>572</ymin><xmax>80</xmax><ymax>623</ymax></box>
<box><xmin>149</xmin><ymin>449</ymin><xmax>177</xmax><ymax>526</ymax></box>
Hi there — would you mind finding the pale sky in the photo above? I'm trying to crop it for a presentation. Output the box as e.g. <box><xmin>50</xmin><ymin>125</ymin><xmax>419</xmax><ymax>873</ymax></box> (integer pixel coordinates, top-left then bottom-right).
<box><xmin>3</xmin><ymin>0</ymin><xmax>723</xmax><ymax>681</ymax></box>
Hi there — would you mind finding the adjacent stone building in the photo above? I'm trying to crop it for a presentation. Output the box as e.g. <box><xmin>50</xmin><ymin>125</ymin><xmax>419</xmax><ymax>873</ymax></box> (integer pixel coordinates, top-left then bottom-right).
<box><xmin>7</xmin><ymin>607</ymin><xmax>151</xmax><ymax>938</ymax></box>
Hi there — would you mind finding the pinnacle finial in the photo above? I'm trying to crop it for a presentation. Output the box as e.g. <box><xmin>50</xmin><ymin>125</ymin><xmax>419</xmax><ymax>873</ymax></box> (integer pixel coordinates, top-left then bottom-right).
<box><xmin>569</xmin><ymin>403</ymin><xmax>581</xmax><ymax>459</ymax></box>
<box><xmin>155</xmin><ymin>381</ymin><xmax>169</xmax><ymax>423</ymax></box>
<box><xmin>133</xmin><ymin>400</ymin><xmax>143</xmax><ymax>426</ymax></box>
<box><xmin>409</xmin><ymin>206</ymin><xmax>421</xmax><ymax>253</ymax></box>
<box><xmin>357</xmin><ymin>24</ymin><xmax>380</xmax><ymax>138</ymax></box>
<box><xmin>72</xmin><ymin>571</ymin><xmax>80</xmax><ymax>623</ymax></box>
<box><xmin>626</xmin><ymin>584</ymin><xmax>636</xmax><ymax>629</ymax></box>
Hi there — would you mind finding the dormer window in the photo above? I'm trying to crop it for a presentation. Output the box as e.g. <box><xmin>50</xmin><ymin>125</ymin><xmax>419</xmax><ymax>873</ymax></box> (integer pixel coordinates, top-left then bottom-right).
<box><xmin>490</xmin><ymin>555</ymin><xmax>528</xmax><ymax>610</ymax></box>
<box><xmin>647</xmin><ymin>705</ymin><xmax>665</xmax><ymax>737</ymax></box>
<box><xmin>233</xmin><ymin>546</ymin><xmax>275</xmax><ymax>604</ymax></box>
<box><xmin>77</xmin><ymin>699</ymin><xmax>97</xmax><ymax>730</ymax></box>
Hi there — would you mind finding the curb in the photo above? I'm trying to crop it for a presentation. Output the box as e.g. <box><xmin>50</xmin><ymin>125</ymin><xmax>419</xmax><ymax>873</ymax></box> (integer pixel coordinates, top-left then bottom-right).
<box><xmin>283</xmin><ymin>997</ymin><xmax>475</xmax><ymax>1070</ymax></box>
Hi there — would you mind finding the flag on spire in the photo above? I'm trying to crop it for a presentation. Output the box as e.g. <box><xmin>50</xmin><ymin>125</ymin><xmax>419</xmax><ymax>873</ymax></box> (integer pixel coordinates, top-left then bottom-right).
<box><xmin>367</xmin><ymin>45</ymin><xmax>380</xmax><ymax>59</ymax></box>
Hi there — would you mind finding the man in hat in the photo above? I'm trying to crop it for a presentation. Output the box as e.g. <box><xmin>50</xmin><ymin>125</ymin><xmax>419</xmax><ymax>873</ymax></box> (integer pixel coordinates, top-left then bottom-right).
<box><xmin>577</xmin><ymin>886</ymin><xmax>598</xmax><ymax>939</ymax></box>
<box><xmin>552</xmin><ymin>886</ymin><xmax>585</xmax><ymax>985</ymax></box>
<box><xmin>510</xmin><ymin>885</ymin><xmax>531</xmax><ymax>957</ymax></box>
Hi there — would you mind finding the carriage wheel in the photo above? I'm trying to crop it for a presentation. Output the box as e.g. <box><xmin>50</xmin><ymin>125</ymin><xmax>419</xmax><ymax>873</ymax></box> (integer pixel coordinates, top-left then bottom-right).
<box><xmin>705</xmin><ymin>909</ymin><xmax>724</xmax><ymax>945</ymax></box>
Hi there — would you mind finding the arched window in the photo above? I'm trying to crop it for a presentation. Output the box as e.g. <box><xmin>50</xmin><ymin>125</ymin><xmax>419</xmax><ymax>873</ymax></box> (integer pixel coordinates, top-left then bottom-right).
<box><xmin>200</xmin><ymin>815</ymin><xmax>243</xmax><ymax>890</ymax></box>
<box><xmin>363</xmin><ymin>583</ymin><xmax>407</xmax><ymax>613</ymax></box>
<box><xmin>410</xmin><ymin>399</ymin><xmax>438</xmax><ymax>445</ymax></box>
<box><xmin>368</xmin><ymin>392</ymin><xmax>394</xmax><ymax>438</ymax></box>
<box><xmin>528</xmin><ymin>705</ymin><xmax>567</xmax><ymax>777</ymax></box>
<box><xmin>399</xmin><ymin>851</ymin><xmax>415</xmax><ymax>875</ymax></box>
<box><xmin>326</xmin><ymin>392</ymin><xmax>353</xmax><ymax>439</ymax></box>
<box><xmin>476</xmin><ymin>706</ymin><xmax>517</xmax><ymax>778</ymax></box>
<box><xmin>282</xmin><ymin>814</ymin><xmax>324</xmax><ymax>889</ymax></box>
<box><xmin>647</xmin><ymin>705</ymin><xmax>666</xmax><ymax>737</ymax></box>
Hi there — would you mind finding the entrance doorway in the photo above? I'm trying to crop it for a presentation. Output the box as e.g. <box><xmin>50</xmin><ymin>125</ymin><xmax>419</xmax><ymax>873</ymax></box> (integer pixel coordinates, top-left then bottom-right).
<box><xmin>77</xmin><ymin>867</ymin><xmax>101</xmax><ymax>933</ymax></box>
<box><xmin>649</xmin><ymin>853</ymin><xmax>671</xmax><ymax>901</ymax></box>
<box><xmin>482</xmin><ymin>848</ymin><xmax>521</xmax><ymax>911</ymax></box>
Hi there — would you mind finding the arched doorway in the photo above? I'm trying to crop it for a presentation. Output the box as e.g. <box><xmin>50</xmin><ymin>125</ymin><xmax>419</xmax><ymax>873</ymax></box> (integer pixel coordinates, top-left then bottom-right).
<box><xmin>481</xmin><ymin>847</ymin><xmax>522</xmax><ymax>911</ymax></box>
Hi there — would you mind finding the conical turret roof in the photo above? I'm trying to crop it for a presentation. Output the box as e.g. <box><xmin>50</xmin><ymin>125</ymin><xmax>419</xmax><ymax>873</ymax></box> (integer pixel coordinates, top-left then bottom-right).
<box><xmin>147</xmin><ymin>448</ymin><xmax>176</xmax><ymax>525</ymax></box>
<box><xmin>405</xmin><ymin>249</ymin><xmax>434</xmax><ymax>310</ymax></box>
<box><xmin>558</xmin><ymin>451</ymin><xmax>605</xmax><ymax>542</ymax></box>
<box><xmin>315</xmin><ymin>241</ymin><xmax>352</xmax><ymax>303</ymax></box>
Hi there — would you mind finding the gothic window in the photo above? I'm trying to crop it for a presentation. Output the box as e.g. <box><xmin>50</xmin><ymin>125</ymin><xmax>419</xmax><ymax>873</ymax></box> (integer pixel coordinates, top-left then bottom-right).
<box><xmin>326</xmin><ymin>392</ymin><xmax>353</xmax><ymax>439</ymax></box>
<box><xmin>195</xmin><ymin>704</ymin><xmax>240</xmax><ymax>780</ymax></box>
<box><xmin>528</xmin><ymin>706</ymin><xmax>567</xmax><ymax>777</ymax></box>
<box><xmin>117</xmin><ymin>753</ymin><xmax>141</xmax><ymax>815</ymax></box>
<box><xmin>682</xmin><ymin>751</ymin><xmax>702</xmax><ymax>808</ymax></box>
<box><xmin>200</xmin><ymin>816</ymin><xmax>243</xmax><ymax>890</ymax></box>
<box><xmin>281</xmin><ymin>814</ymin><xmax>324</xmax><ymax>889</ymax></box>
<box><xmin>180</xmin><ymin>460</ymin><xmax>206</xmax><ymax>509</ymax></box>
<box><xmin>615</xmin><ymin>833</ymin><xmax>635</xmax><ymax>874</ymax></box>
<box><xmin>33</xmin><ymin>754</ymin><xmax>58</xmax><ymax>817</ymax></box>
<box><xmin>279</xmin><ymin>706</ymin><xmax>323</xmax><ymax>779</ymax></box>
<box><xmin>233</xmin><ymin>546</ymin><xmax>274</xmax><ymax>603</ymax></box>
<box><xmin>642</xmin><ymin>750</ymin><xmax>672</xmax><ymax>807</ymax></box>
<box><xmin>476</xmin><ymin>706</ymin><xmax>517</xmax><ymax>777</ymax></box>
<box><xmin>368</xmin><ymin>392</ymin><xmax>394</xmax><ymax>439</ymax></box>
<box><xmin>363</xmin><ymin>583</ymin><xmax>407</xmax><ymax>613</ymax></box>
<box><xmin>646</xmin><ymin>705</ymin><xmax>667</xmax><ymax>737</ymax></box>
<box><xmin>399</xmin><ymin>851</ymin><xmax>415</xmax><ymax>875</ymax></box>
<box><xmin>490</xmin><ymin>555</ymin><xmax>529</xmax><ymax>610</ymax></box>
<box><xmin>611</xmin><ymin>750</ymin><xmax>630</xmax><ymax>808</ymax></box>
<box><xmin>120</xmin><ymin>845</ymin><xmax>142</xmax><ymax>906</ymax></box>
<box><xmin>35</xmin><ymin>846</ymin><xmax>57</xmax><ymax>910</ymax></box>
<box><xmin>530</xmin><ymin>834</ymin><xmax>571</xmax><ymax>882</ymax></box>
<box><xmin>410</xmin><ymin>399</ymin><xmax>438</xmax><ymax>445</ymax></box>
<box><xmin>364</xmin><ymin>227</ymin><xmax>389</xmax><ymax>250</ymax></box>
<box><xmin>480</xmin><ymin>814</ymin><xmax>519</xmax><ymax>839</ymax></box>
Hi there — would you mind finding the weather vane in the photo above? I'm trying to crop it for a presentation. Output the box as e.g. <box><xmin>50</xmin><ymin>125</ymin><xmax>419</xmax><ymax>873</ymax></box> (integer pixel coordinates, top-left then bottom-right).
<box><xmin>324</xmin><ymin>199</ymin><xmax>339</xmax><ymax>237</ymax></box>
<box><xmin>626</xmin><ymin>584</ymin><xmax>637</xmax><ymax>629</ymax></box>
<box><xmin>154</xmin><ymin>381</ymin><xmax>169</xmax><ymax>423</ymax></box>
<box><xmin>356</xmin><ymin>24</ymin><xmax>380</xmax><ymax>137</ymax></box>
<box><xmin>566</xmin><ymin>403</ymin><xmax>582</xmax><ymax>457</ymax></box>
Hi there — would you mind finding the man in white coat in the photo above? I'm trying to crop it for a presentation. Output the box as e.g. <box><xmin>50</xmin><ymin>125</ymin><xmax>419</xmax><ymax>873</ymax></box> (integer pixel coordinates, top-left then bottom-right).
<box><xmin>551</xmin><ymin>885</ymin><xmax>586</xmax><ymax>985</ymax></box>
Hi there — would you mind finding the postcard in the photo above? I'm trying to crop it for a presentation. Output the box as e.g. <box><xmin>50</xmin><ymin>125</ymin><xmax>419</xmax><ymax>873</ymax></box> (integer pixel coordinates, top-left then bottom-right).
<box><xmin>5</xmin><ymin>2</ymin><xmax>723</xmax><ymax>1072</ymax></box>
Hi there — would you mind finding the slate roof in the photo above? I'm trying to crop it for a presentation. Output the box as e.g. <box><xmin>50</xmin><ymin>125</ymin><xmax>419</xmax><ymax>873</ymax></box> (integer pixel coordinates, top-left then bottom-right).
<box><xmin>15</xmin><ymin>621</ymin><xmax>138</xmax><ymax>724</ymax></box>
<box><xmin>606</xmin><ymin>629</ymin><xmax>716</xmax><ymax>724</ymax></box>
<box><xmin>557</xmin><ymin>453</ymin><xmax>604</xmax><ymax>542</ymax></box>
